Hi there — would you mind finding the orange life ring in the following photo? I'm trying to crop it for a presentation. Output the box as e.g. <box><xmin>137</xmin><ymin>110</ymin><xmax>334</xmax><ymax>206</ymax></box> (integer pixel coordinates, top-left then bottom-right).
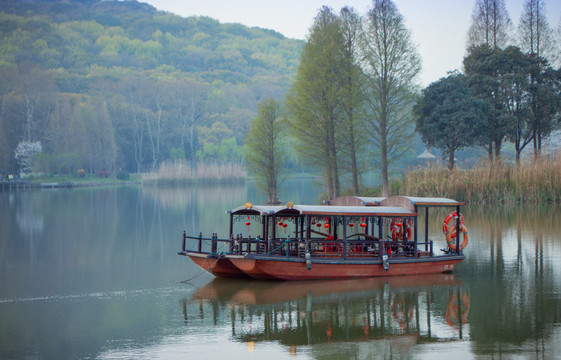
<box><xmin>442</xmin><ymin>211</ymin><xmax>464</xmax><ymax>238</ymax></box>
<box><xmin>390</xmin><ymin>219</ymin><xmax>413</xmax><ymax>241</ymax></box>
<box><xmin>446</xmin><ymin>224</ymin><xmax>468</xmax><ymax>251</ymax></box>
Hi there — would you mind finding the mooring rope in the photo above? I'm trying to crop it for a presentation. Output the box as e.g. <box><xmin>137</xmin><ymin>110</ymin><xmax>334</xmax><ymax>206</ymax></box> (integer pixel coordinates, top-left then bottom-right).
<box><xmin>180</xmin><ymin>253</ymin><xmax>224</xmax><ymax>284</ymax></box>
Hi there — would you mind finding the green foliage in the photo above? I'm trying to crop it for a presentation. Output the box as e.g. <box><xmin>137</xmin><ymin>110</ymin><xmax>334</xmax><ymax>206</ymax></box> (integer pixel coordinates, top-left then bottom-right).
<box><xmin>196</xmin><ymin>137</ymin><xmax>243</xmax><ymax>163</ymax></box>
<box><xmin>415</xmin><ymin>73</ymin><xmax>488</xmax><ymax>169</ymax></box>
<box><xmin>0</xmin><ymin>0</ymin><xmax>302</xmax><ymax>174</ymax></box>
<box><xmin>169</xmin><ymin>147</ymin><xmax>186</xmax><ymax>161</ymax></box>
<box><xmin>116</xmin><ymin>169</ymin><xmax>130</xmax><ymax>180</ymax></box>
<box><xmin>245</xmin><ymin>98</ymin><xmax>285</xmax><ymax>203</ymax></box>
<box><xmin>286</xmin><ymin>6</ymin><xmax>347</xmax><ymax>199</ymax></box>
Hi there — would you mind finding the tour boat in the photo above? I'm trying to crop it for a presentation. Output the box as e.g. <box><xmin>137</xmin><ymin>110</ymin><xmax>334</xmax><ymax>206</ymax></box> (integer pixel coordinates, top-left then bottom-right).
<box><xmin>178</xmin><ymin>196</ymin><xmax>468</xmax><ymax>281</ymax></box>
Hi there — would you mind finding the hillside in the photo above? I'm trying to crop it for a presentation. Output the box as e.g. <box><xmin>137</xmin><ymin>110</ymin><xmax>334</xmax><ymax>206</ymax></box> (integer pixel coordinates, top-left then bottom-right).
<box><xmin>0</xmin><ymin>0</ymin><xmax>302</xmax><ymax>174</ymax></box>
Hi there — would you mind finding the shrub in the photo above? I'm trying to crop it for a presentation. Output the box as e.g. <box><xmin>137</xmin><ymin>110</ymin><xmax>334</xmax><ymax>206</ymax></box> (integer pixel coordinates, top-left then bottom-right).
<box><xmin>116</xmin><ymin>170</ymin><xmax>130</xmax><ymax>180</ymax></box>
<box><xmin>76</xmin><ymin>169</ymin><xmax>86</xmax><ymax>178</ymax></box>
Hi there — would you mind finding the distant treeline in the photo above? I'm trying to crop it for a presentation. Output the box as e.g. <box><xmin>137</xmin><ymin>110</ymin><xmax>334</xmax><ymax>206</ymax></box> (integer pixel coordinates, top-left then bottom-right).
<box><xmin>0</xmin><ymin>0</ymin><xmax>302</xmax><ymax>175</ymax></box>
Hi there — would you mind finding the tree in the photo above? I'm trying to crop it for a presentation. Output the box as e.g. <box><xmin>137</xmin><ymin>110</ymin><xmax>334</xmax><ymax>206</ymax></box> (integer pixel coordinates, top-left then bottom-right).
<box><xmin>467</xmin><ymin>0</ymin><xmax>512</xmax><ymax>49</ymax></box>
<box><xmin>464</xmin><ymin>45</ymin><xmax>511</xmax><ymax>163</ymax></box>
<box><xmin>339</xmin><ymin>6</ymin><xmax>365</xmax><ymax>195</ymax></box>
<box><xmin>499</xmin><ymin>47</ymin><xmax>534</xmax><ymax>164</ymax></box>
<box><xmin>16</xmin><ymin>61</ymin><xmax>54</xmax><ymax>142</ymax></box>
<box><xmin>359</xmin><ymin>0</ymin><xmax>421</xmax><ymax>196</ymax></box>
<box><xmin>528</xmin><ymin>60</ymin><xmax>561</xmax><ymax>158</ymax></box>
<box><xmin>170</xmin><ymin>79</ymin><xmax>206</xmax><ymax>162</ymax></box>
<box><xmin>415</xmin><ymin>74</ymin><xmax>487</xmax><ymax>170</ymax></box>
<box><xmin>245</xmin><ymin>98</ymin><xmax>285</xmax><ymax>204</ymax></box>
<box><xmin>286</xmin><ymin>6</ymin><xmax>346</xmax><ymax>199</ymax></box>
<box><xmin>518</xmin><ymin>0</ymin><xmax>557</xmax><ymax>63</ymax></box>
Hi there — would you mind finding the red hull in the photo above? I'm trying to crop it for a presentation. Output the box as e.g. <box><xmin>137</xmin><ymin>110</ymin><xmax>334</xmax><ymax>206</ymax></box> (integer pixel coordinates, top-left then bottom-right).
<box><xmin>227</xmin><ymin>256</ymin><xmax>278</xmax><ymax>280</ymax></box>
<box><xmin>186</xmin><ymin>252</ymin><xmax>249</xmax><ymax>278</ymax></box>
<box><xmin>230</xmin><ymin>256</ymin><xmax>463</xmax><ymax>280</ymax></box>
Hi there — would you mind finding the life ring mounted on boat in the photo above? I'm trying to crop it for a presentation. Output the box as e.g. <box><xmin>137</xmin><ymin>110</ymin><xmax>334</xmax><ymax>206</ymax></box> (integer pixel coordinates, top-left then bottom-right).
<box><xmin>390</xmin><ymin>218</ymin><xmax>413</xmax><ymax>241</ymax></box>
<box><xmin>446</xmin><ymin>224</ymin><xmax>468</xmax><ymax>251</ymax></box>
<box><xmin>442</xmin><ymin>211</ymin><xmax>464</xmax><ymax>238</ymax></box>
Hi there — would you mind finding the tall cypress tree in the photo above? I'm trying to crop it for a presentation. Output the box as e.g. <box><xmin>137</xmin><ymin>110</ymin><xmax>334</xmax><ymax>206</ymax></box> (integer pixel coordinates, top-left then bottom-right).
<box><xmin>245</xmin><ymin>98</ymin><xmax>284</xmax><ymax>204</ymax></box>
<box><xmin>286</xmin><ymin>6</ymin><xmax>346</xmax><ymax>200</ymax></box>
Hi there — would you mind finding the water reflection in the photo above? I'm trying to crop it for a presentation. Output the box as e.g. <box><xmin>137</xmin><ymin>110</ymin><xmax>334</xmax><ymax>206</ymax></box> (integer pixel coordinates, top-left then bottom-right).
<box><xmin>182</xmin><ymin>275</ymin><xmax>469</xmax><ymax>358</ymax></box>
<box><xmin>1</xmin><ymin>186</ymin><xmax>561</xmax><ymax>359</ymax></box>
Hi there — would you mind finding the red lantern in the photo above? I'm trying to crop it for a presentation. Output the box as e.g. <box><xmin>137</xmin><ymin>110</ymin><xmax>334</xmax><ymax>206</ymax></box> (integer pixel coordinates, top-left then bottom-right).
<box><xmin>349</xmin><ymin>223</ymin><xmax>355</xmax><ymax>228</ymax></box>
<box><xmin>360</xmin><ymin>223</ymin><xmax>367</xmax><ymax>228</ymax></box>
<box><xmin>245</xmin><ymin>221</ymin><xmax>251</xmax><ymax>226</ymax></box>
<box><xmin>317</xmin><ymin>223</ymin><xmax>322</xmax><ymax>227</ymax></box>
<box><xmin>283</xmin><ymin>223</ymin><xmax>287</xmax><ymax>228</ymax></box>
<box><xmin>278</xmin><ymin>221</ymin><xmax>283</xmax><ymax>226</ymax></box>
<box><xmin>324</xmin><ymin>223</ymin><xmax>330</xmax><ymax>229</ymax></box>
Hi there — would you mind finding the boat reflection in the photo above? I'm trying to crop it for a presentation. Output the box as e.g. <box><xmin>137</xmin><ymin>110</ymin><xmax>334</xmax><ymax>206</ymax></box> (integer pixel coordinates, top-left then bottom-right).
<box><xmin>183</xmin><ymin>275</ymin><xmax>470</xmax><ymax>356</ymax></box>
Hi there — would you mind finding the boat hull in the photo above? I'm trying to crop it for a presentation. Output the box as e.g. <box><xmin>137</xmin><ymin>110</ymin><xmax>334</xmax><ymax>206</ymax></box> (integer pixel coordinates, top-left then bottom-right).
<box><xmin>184</xmin><ymin>252</ymin><xmax>250</xmax><ymax>278</ymax></box>
<box><xmin>227</xmin><ymin>256</ymin><xmax>279</xmax><ymax>280</ymax></box>
<box><xmin>229</xmin><ymin>255</ymin><xmax>464</xmax><ymax>281</ymax></box>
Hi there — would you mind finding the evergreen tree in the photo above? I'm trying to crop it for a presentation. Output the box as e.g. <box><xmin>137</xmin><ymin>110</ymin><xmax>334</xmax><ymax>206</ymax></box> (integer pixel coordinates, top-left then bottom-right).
<box><xmin>415</xmin><ymin>73</ymin><xmax>487</xmax><ymax>170</ymax></box>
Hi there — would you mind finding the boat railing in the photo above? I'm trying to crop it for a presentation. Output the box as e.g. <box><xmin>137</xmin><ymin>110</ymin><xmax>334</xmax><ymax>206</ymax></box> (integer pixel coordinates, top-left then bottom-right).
<box><xmin>182</xmin><ymin>231</ymin><xmax>435</xmax><ymax>259</ymax></box>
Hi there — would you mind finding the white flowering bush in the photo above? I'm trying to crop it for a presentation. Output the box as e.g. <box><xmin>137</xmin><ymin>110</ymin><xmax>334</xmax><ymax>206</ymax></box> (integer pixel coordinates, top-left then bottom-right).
<box><xmin>14</xmin><ymin>141</ymin><xmax>43</xmax><ymax>173</ymax></box>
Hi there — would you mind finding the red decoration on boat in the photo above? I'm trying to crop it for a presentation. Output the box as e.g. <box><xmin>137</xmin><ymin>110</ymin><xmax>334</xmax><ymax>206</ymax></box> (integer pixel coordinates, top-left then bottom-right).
<box><xmin>317</xmin><ymin>223</ymin><xmax>322</xmax><ymax>227</ymax></box>
<box><xmin>278</xmin><ymin>221</ymin><xmax>283</xmax><ymax>226</ymax></box>
<box><xmin>283</xmin><ymin>223</ymin><xmax>287</xmax><ymax>228</ymax></box>
<box><xmin>245</xmin><ymin>221</ymin><xmax>251</xmax><ymax>226</ymax></box>
<box><xmin>360</xmin><ymin>223</ymin><xmax>367</xmax><ymax>228</ymax></box>
<box><xmin>349</xmin><ymin>223</ymin><xmax>355</xmax><ymax>227</ymax></box>
<box><xmin>324</xmin><ymin>223</ymin><xmax>330</xmax><ymax>228</ymax></box>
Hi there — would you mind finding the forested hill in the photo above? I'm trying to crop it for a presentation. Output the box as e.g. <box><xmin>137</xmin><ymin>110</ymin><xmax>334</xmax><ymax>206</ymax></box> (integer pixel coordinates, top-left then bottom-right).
<box><xmin>0</xmin><ymin>0</ymin><xmax>302</xmax><ymax>174</ymax></box>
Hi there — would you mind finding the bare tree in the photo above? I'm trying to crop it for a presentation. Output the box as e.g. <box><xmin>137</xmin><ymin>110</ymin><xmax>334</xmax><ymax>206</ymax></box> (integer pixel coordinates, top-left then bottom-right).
<box><xmin>467</xmin><ymin>0</ymin><xmax>512</xmax><ymax>49</ymax></box>
<box><xmin>518</xmin><ymin>0</ymin><xmax>557</xmax><ymax>62</ymax></box>
<box><xmin>171</xmin><ymin>79</ymin><xmax>206</xmax><ymax>162</ymax></box>
<box><xmin>359</xmin><ymin>0</ymin><xmax>420</xmax><ymax>196</ymax></box>
<box><xmin>16</xmin><ymin>61</ymin><xmax>54</xmax><ymax>142</ymax></box>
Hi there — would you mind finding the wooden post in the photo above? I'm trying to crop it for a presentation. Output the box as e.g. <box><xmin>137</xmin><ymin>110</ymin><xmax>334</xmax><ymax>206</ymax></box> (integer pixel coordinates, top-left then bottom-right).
<box><xmin>343</xmin><ymin>216</ymin><xmax>347</xmax><ymax>260</ymax></box>
<box><xmin>455</xmin><ymin>205</ymin><xmax>460</xmax><ymax>254</ymax></box>
<box><xmin>198</xmin><ymin>232</ymin><xmax>203</xmax><ymax>253</ymax></box>
<box><xmin>182</xmin><ymin>230</ymin><xmax>186</xmax><ymax>252</ymax></box>
<box><xmin>425</xmin><ymin>207</ymin><xmax>429</xmax><ymax>252</ymax></box>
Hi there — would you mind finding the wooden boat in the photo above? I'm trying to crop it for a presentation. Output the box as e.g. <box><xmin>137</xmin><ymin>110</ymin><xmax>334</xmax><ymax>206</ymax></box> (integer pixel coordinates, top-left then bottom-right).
<box><xmin>178</xmin><ymin>196</ymin><xmax>468</xmax><ymax>280</ymax></box>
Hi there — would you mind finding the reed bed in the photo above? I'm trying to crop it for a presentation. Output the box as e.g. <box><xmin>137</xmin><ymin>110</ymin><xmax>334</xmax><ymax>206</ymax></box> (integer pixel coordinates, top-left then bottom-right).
<box><xmin>142</xmin><ymin>161</ymin><xmax>247</xmax><ymax>186</ymax></box>
<box><xmin>392</xmin><ymin>153</ymin><xmax>561</xmax><ymax>204</ymax></box>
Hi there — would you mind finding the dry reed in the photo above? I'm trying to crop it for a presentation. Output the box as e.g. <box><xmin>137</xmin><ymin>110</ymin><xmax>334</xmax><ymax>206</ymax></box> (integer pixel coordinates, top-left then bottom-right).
<box><xmin>142</xmin><ymin>161</ymin><xmax>247</xmax><ymax>186</ymax></box>
<box><xmin>393</xmin><ymin>153</ymin><xmax>561</xmax><ymax>204</ymax></box>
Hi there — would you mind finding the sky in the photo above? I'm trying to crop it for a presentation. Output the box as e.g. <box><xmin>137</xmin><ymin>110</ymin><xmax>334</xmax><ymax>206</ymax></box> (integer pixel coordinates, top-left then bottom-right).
<box><xmin>144</xmin><ymin>0</ymin><xmax>561</xmax><ymax>86</ymax></box>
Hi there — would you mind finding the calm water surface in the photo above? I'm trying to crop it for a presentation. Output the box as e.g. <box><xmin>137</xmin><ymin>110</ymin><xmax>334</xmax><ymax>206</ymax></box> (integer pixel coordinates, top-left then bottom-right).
<box><xmin>1</xmin><ymin>180</ymin><xmax>560</xmax><ymax>359</ymax></box>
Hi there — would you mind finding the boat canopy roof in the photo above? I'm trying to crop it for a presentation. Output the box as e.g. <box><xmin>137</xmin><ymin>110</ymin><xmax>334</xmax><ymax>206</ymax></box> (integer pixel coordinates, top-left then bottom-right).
<box><xmin>227</xmin><ymin>205</ymin><xmax>289</xmax><ymax>216</ymax></box>
<box><xmin>229</xmin><ymin>204</ymin><xmax>416</xmax><ymax>217</ymax></box>
<box><xmin>229</xmin><ymin>196</ymin><xmax>461</xmax><ymax>217</ymax></box>
<box><xmin>328</xmin><ymin>196</ymin><xmax>385</xmax><ymax>206</ymax></box>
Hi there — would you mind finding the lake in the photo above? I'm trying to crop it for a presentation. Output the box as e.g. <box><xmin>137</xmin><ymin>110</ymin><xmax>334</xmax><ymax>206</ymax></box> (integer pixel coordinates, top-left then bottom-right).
<box><xmin>1</xmin><ymin>179</ymin><xmax>560</xmax><ymax>359</ymax></box>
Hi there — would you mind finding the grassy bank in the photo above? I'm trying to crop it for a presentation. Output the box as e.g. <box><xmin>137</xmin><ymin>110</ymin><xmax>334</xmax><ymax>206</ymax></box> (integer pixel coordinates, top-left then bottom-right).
<box><xmin>387</xmin><ymin>155</ymin><xmax>561</xmax><ymax>204</ymax></box>
<box><xmin>142</xmin><ymin>161</ymin><xmax>247</xmax><ymax>186</ymax></box>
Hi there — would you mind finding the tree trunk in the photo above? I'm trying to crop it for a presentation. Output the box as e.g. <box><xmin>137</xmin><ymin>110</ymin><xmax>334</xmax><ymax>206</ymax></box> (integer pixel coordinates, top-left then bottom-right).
<box><xmin>381</xmin><ymin>135</ymin><xmax>389</xmax><ymax>197</ymax></box>
<box><xmin>494</xmin><ymin>139</ymin><xmax>502</xmax><ymax>164</ymax></box>
<box><xmin>448</xmin><ymin>147</ymin><xmax>455</xmax><ymax>170</ymax></box>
